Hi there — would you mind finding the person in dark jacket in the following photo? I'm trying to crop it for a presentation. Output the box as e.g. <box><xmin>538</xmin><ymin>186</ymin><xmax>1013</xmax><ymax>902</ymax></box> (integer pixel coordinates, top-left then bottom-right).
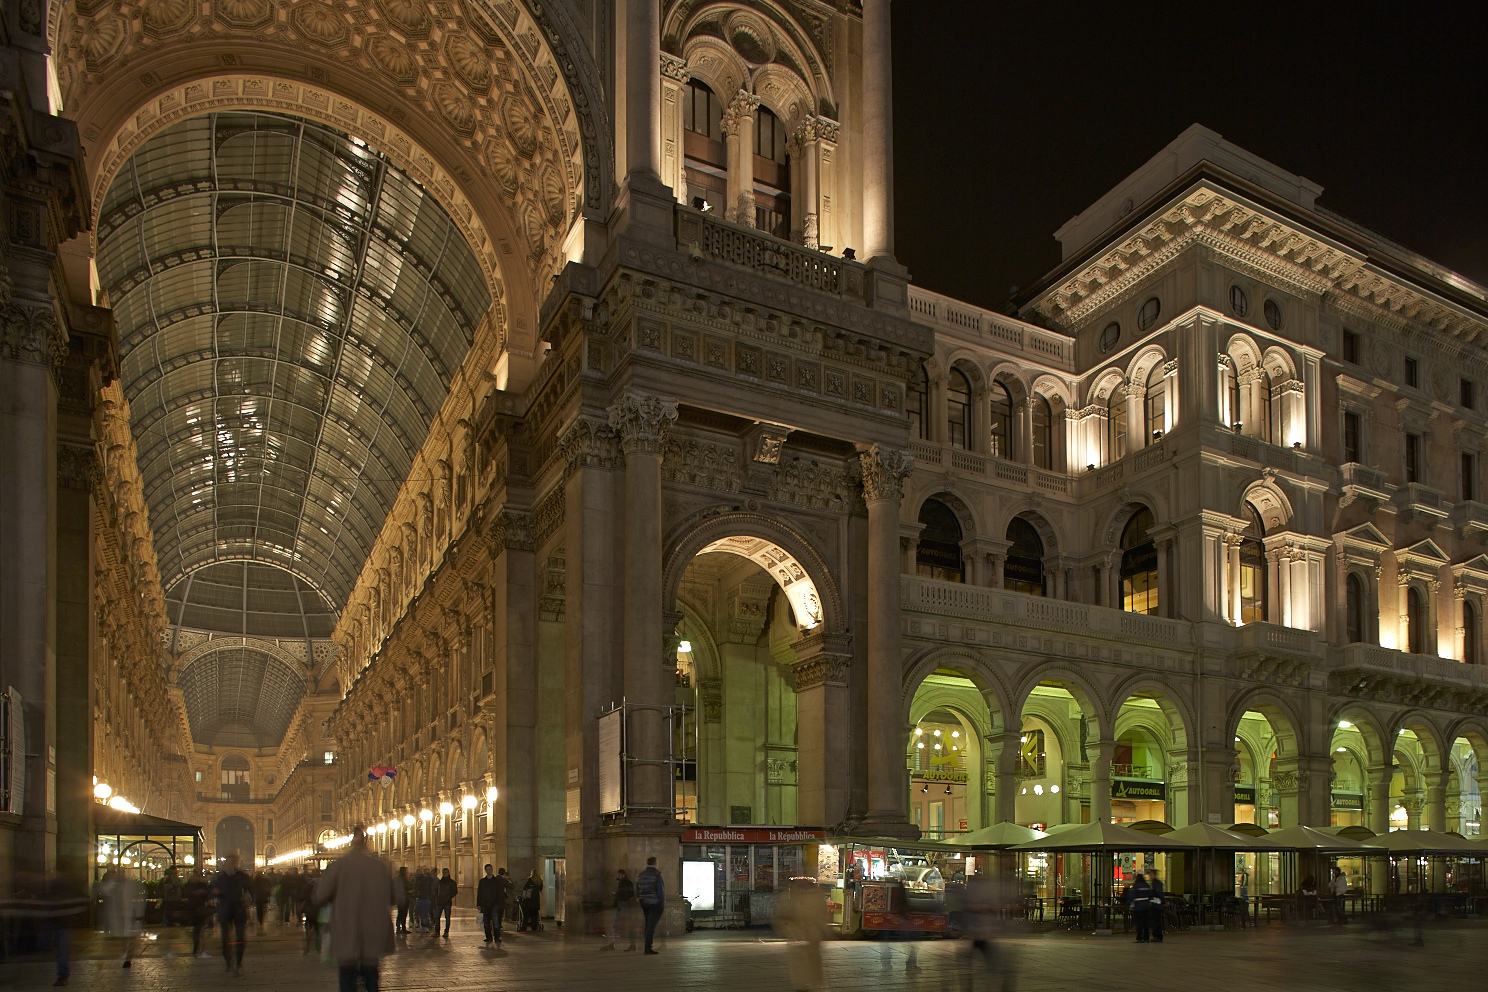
<box><xmin>476</xmin><ymin>864</ymin><xmax>506</xmax><ymax>944</ymax></box>
<box><xmin>519</xmin><ymin>869</ymin><xmax>544</xmax><ymax>931</ymax></box>
<box><xmin>213</xmin><ymin>854</ymin><xmax>254</xmax><ymax>974</ymax></box>
<box><xmin>600</xmin><ymin>869</ymin><xmax>637</xmax><ymax>951</ymax></box>
<box><xmin>395</xmin><ymin>867</ymin><xmax>412</xmax><ymax>935</ymax></box>
<box><xmin>636</xmin><ymin>857</ymin><xmax>666</xmax><ymax>955</ymax></box>
<box><xmin>434</xmin><ymin>868</ymin><xmax>458</xmax><ymax>939</ymax></box>
<box><xmin>414</xmin><ymin>868</ymin><xmax>436</xmax><ymax>932</ymax></box>
<box><xmin>182</xmin><ymin>868</ymin><xmax>213</xmax><ymax>958</ymax></box>
<box><xmin>251</xmin><ymin>869</ymin><xmax>272</xmax><ymax>929</ymax></box>
<box><xmin>1147</xmin><ymin>869</ymin><xmax>1166</xmax><ymax>943</ymax></box>
<box><xmin>1126</xmin><ymin>871</ymin><xmax>1153</xmax><ymax>944</ymax></box>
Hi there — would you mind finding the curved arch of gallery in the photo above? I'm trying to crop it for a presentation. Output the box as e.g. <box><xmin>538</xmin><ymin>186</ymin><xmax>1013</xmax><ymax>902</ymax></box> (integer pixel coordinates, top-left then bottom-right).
<box><xmin>997</xmin><ymin>504</ymin><xmax>1064</xmax><ymax>558</ymax></box>
<box><xmin>905</xmin><ymin>486</ymin><xmax>983</xmax><ymax>539</ymax></box>
<box><xmin>1094</xmin><ymin>495</ymin><xmax>1166</xmax><ymax>551</ymax></box>
<box><xmin>1107</xmin><ymin>674</ymin><xmax>1197</xmax><ymax>754</ymax></box>
<box><xmin>1225</xmin><ymin>688</ymin><xmax>1305</xmax><ymax>759</ymax></box>
<box><xmin>1011</xmin><ymin>664</ymin><xmax>1109</xmax><ymax>741</ymax></box>
<box><xmin>662</xmin><ymin>510</ymin><xmax>844</xmax><ymax>635</ymax></box>
<box><xmin>1388</xmin><ymin>710</ymin><xmax>1449</xmax><ymax>771</ymax></box>
<box><xmin>899</xmin><ymin>647</ymin><xmax>1011</xmax><ymax>738</ymax></box>
<box><xmin>1326</xmin><ymin>703</ymin><xmax>1391</xmax><ymax>770</ymax></box>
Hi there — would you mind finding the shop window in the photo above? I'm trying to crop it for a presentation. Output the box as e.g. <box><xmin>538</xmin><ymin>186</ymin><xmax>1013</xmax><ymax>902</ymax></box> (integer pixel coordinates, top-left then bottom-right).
<box><xmin>1343</xmin><ymin>412</ymin><xmax>1361</xmax><ymax>464</ymax></box>
<box><xmin>947</xmin><ymin>367</ymin><xmax>972</xmax><ymax>450</ymax></box>
<box><xmin>1407</xmin><ymin>586</ymin><xmax>1426</xmax><ymax>654</ymax></box>
<box><xmin>1004</xmin><ymin>517</ymin><xmax>1045</xmax><ymax>596</ymax></box>
<box><xmin>1405</xmin><ymin>433</ymin><xmax>1422</xmax><ymax>484</ymax></box>
<box><xmin>989</xmin><ymin>381</ymin><xmax>1013</xmax><ymax>459</ymax></box>
<box><xmin>1031</xmin><ymin>395</ymin><xmax>1053</xmax><ymax>469</ymax></box>
<box><xmin>1145</xmin><ymin>363</ymin><xmax>1167</xmax><ymax>442</ymax></box>
<box><xmin>1239</xmin><ymin>504</ymin><xmax>1268</xmax><ymax>625</ymax></box>
<box><xmin>752</xmin><ymin>105</ymin><xmax>791</xmax><ymax>239</ymax></box>
<box><xmin>907</xmin><ymin>365</ymin><xmax>930</xmax><ymax>440</ymax></box>
<box><xmin>1018</xmin><ymin>729</ymin><xmax>1046</xmax><ymax>777</ymax></box>
<box><xmin>1346</xmin><ymin>573</ymin><xmax>1366</xmax><ymax>644</ymax></box>
<box><xmin>916</xmin><ymin>499</ymin><xmax>964</xmax><ymax>583</ymax></box>
<box><xmin>1108</xmin><ymin>385</ymin><xmax>1128</xmax><ymax>460</ymax></box>
<box><xmin>1466</xmin><ymin>600</ymin><xmax>1480</xmax><ymax>665</ymax></box>
<box><xmin>1120</xmin><ymin>507</ymin><xmax>1159</xmax><ymax>615</ymax></box>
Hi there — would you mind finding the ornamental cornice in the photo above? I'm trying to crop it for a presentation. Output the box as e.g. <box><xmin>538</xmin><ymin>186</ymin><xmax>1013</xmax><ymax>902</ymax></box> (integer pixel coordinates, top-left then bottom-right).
<box><xmin>660</xmin><ymin>52</ymin><xmax>691</xmax><ymax>81</ymax></box>
<box><xmin>1038</xmin><ymin>186</ymin><xmax>1488</xmax><ymax>342</ymax></box>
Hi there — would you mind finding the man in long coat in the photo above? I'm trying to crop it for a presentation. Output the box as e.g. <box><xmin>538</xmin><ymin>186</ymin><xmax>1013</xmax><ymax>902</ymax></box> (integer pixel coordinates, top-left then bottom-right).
<box><xmin>314</xmin><ymin>826</ymin><xmax>408</xmax><ymax>991</ymax></box>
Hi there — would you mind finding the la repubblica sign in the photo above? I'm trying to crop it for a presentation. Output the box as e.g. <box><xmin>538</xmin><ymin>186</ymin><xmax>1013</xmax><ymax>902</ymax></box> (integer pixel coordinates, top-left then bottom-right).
<box><xmin>682</xmin><ymin>827</ymin><xmax>827</xmax><ymax>844</ymax></box>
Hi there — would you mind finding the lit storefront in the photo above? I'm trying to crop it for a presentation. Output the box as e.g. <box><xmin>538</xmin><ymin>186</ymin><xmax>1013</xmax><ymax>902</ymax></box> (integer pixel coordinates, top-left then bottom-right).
<box><xmin>679</xmin><ymin>826</ymin><xmax>825</xmax><ymax>926</ymax></box>
<box><xmin>816</xmin><ymin>838</ymin><xmax>972</xmax><ymax>935</ymax></box>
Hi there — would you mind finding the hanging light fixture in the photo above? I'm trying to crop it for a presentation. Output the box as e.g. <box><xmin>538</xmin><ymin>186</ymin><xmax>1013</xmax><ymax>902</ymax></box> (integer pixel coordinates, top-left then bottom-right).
<box><xmin>944</xmin><ymin>785</ymin><xmax>953</xmax><ymax>795</ymax></box>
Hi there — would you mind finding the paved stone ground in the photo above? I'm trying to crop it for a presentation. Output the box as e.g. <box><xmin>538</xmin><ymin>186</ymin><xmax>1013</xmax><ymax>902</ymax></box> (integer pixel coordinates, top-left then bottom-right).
<box><xmin>4</xmin><ymin>910</ymin><xmax>1481</xmax><ymax>991</ymax></box>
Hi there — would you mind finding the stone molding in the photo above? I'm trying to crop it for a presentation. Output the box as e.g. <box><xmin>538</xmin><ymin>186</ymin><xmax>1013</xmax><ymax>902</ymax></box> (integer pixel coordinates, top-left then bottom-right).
<box><xmin>858</xmin><ymin>444</ymin><xmax>914</xmax><ymax>503</ymax></box>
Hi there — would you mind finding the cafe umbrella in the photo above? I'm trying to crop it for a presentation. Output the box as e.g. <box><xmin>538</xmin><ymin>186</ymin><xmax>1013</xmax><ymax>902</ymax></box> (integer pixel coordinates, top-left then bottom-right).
<box><xmin>1010</xmin><ymin>821</ymin><xmax>1195</xmax><ymax>931</ymax></box>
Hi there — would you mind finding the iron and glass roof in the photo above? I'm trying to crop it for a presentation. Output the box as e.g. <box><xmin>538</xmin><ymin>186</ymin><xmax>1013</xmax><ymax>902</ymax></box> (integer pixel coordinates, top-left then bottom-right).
<box><xmin>96</xmin><ymin>112</ymin><xmax>489</xmax><ymax>746</ymax></box>
<box><xmin>175</xmin><ymin>645</ymin><xmax>307</xmax><ymax>749</ymax></box>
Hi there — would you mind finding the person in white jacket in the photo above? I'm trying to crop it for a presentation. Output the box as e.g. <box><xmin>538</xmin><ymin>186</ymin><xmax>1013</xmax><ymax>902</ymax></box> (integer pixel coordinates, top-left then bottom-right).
<box><xmin>1331</xmin><ymin>868</ymin><xmax>1349</xmax><ymax>924</ymax></box>
<box><xmin>98</xmin><ymin>869</ymin><xmax>145</xmax><ymax>968</ymax></box>
<box><xmin>313</xmin><ymin>826</ymin><xmax>407</xmax><ymax>992</ymax></box>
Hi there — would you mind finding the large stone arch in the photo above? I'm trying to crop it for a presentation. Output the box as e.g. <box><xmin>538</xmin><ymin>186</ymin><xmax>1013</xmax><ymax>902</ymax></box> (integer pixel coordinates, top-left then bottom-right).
<box><xmin>662</xmin><ymin>509</ymin><xmax>844</xmax><ymax>634</ymax></box>
<box><xmin>49</xmin><ymin>0</ymin><xmax>608</xmax><ymax>367</ymax></box>
<box><xmin>666</xmin><ymin>2</ymin><xmax>837</xmax><ymax>120</ymax></box>
<box><xmin>1225</xmin><ymin>688</ymin><xmax>1304</xmax><ymax>758</ymax></box>
<box><xmin>1389</xmin><ymin>710</ymin><xmax>1448</xmax><ymax>772</ymax></box>
<box><xmin>1012</xmin><ymin>663</ymin><xmax>1109</xmax><ymax>740</ymax></box>
<box><xmin>1239</xmin><ymin>479</ymin><xmax>1294</xmax><ymax>533</ymax></box>
<box><xmin>899</xmin><ymin>646</ymin><xmax>1012</xmax><ymax>737</ymax></box>
<box><xmin>1107</xmin><ymin>673</ymin><xmax>1196</xmax><ymax>753</ymax></box>
<box><xmin>907</xmin><ymin>487</ymin><xmax>980</xmax><ymax>539</ymax></box>
<box><xmin>1327</xmin><ymin>703</ymin><xmax>1390</xmax><ymax>769</ymax></box>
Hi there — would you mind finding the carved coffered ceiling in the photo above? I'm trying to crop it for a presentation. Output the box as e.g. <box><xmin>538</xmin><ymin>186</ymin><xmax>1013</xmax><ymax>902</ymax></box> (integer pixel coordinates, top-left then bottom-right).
<box><xmin>52</xmin><ymin>0</ymin><xmax>603</xmax><ymax>345</ymax></box>
<box><xmin>1034</xmin><ymin>185</ymin><xmax>1488</xmax><ymax>344</ymax></box>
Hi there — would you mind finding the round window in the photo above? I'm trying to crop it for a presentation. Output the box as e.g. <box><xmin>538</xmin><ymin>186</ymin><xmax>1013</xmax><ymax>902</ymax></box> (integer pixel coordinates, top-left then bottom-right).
<box><xmin>1230</xmin><ymin>285</ymin><xmax>1249</xmax><ymax>317</ymax></box>
<box><xmin>1137</xmin><ymin>297</ymin><xmax>1161</xmax><ymax>332</ymax></box>
<box><xmin>1099</xmin><ymin>321</ymin><xmax>1121</xmax><ymax>354</ymax></box>
<box><xmin>1264</xmin><ymin>298</ymin><xmax>1283</xmax><ymax>330</ymax></box>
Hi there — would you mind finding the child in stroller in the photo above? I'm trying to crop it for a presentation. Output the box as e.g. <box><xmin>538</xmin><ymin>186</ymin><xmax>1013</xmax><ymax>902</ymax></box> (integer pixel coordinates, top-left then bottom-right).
<box><xmin>518</xmin><ymin>869</ymin><xmax>544</xmax><ymax>932</ymax></box>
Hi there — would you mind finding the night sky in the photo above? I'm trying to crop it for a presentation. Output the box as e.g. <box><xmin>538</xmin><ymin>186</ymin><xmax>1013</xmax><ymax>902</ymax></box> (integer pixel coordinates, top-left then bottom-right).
<box><xmin>892</xmin><ymin>3</ymin><xmax>1488</xmax><ymax>314</ymax></box>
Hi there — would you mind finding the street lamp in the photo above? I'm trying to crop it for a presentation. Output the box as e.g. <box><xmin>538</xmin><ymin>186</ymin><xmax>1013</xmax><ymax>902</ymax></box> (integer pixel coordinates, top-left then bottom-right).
<box><xmin>461</xmin><ymin>794</ymin><xmax>477</xmax><ymax>810</ymax></box>
<box><xmin>94</xmin><ymin>782</ymin><xmax>112</xmax><ymax>800</ymax></box>
<box><xmin>438</xmin><ymin>801</ymin><xmax>454</xmax><ymax>816</ymax></box>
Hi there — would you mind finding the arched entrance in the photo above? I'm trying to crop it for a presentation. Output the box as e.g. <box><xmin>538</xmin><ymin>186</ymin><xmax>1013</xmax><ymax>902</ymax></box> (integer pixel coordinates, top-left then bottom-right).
<box><xmin>904</xmin><ymin>666</ymin><xmax>998</xmax><ymax>839</ymax></box>
<box><xmin>1111</xmin><ymin>688</ymin><xmax>1190</xmax><ymax>827</ymax></box>
<box><xmin>216</xmin><ymin>816</ymin><xmax>255</xmax><ymax>868</ymax></box>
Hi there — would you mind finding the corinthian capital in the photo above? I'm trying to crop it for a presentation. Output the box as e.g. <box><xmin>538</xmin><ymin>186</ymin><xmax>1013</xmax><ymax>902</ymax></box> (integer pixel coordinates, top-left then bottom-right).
<box><xmin>720</xmin><ymin>90</ymin><xmax>761</xmax><ymax>136</ymax></box>
<box><xmin>489</xmin><ymin>508</ymin><xmax>535</xmax><ymax>553</ymax></box>
<box><xmin>607</xmin><ymin>391</ymin><xmax>678</xmax><ymax>456</ymax></box>
<box><xmin>858</xmin><ymin>444</ymin><xmax>914</xmax><ymax>503</ymax></box>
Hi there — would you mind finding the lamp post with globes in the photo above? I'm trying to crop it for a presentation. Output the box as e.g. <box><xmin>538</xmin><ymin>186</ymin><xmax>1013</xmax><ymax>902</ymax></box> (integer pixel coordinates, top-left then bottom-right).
<box><xmin>462</xmin><ymin>794</ymin><xmax>478</xmax><ymax>894</ymax></box>
<box><xmin>419</xmin><ymin>808</ymin><xmax>433</xmax><ymax>872</ymax></box>
<box><xmin>438</xmin><ymin>800</ymin><xmax>454</xmax><ymax>875</ymax></box>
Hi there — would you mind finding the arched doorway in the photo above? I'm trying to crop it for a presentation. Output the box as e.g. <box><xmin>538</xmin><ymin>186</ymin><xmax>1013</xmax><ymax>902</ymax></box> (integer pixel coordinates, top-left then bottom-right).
<box><xmin>905</xmin><ymin>667</ymin><xmax>996</xmax><ymax>840</ymax></box>
<box><xmin>216</xmin><ymin>816</ymin><xmax>255</xmax><ymax>868</ymax></box>
<box><xmin>1111</xmin><ymin>691</ymin><xmax>1188</xmax><ymax>827</ymax></box>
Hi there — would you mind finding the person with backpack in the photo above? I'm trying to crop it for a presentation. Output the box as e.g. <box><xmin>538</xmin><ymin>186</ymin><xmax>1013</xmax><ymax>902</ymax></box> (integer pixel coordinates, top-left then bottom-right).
<box><xmin>635</xmin><ymin>856</ymin><xmax>666</xmax><ymax>955</ymax></box>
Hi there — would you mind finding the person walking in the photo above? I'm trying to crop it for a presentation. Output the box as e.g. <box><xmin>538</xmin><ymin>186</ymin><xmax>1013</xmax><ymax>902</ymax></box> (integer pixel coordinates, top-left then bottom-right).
<box><xmin>636</xmin><ymin>856</ymin><xmax>666</xmax><ymax>955</ymax></box>
<box><xmin>395</xmin><ymin>868</ymin><xmax>411</xmax><ymax>935</ymax></box>
<box><xmin>1147</xmin><ymin>868</ymin><xmax>1166</xmax><ymax>943</ymax></box>
<box><xmin>476</xmin><ymin>865</ymin><xmax>503</xmax><ymax>944</ymax></box>
<box><xmin>773</xmin><ymin>877</ymin><xmax>828</xmax><ymax>992</ymax></box>
<box><xmin>1127</xmin><ymin>870</ymin><xmax>1153</xmax><ymax>944</ymax></box>
<box><xmin>183</xmin><ymin>868</ymin><xmax>213</xmax><ymax>958</ymax></box>
<box><xmin>599</xmin><ymin>869</ymin><xmax>637</xmax><ymax>951</ymax></box>
<box><xmin>99</xmin><ymin>867</ymin><xmax>145</xmax><ymax>968</ymax></box>
<box><xmin>414</xmin><ymin>868</ymin><xmax>435</xmax><ymax>933</ymax></box>
<box><xmin>520</xmin><ymin>869</ymin><xmax>544</xmax><ymax>931</ymax></box>
<box><xmin>41</xmin><ymin>871</ymin><xmax>90</xmax><ymax>986</ymax></box>
<box><xmin>491</xmin><ymin>868</ymin><xmax>514</xmax><ymax>942</ymax></box>
<box><xmin>1331</xmin><ymin>867</ymin><xmax>1348</xmax><ymax>925</ymax></box>
<box><xmin>251</xmin><ymin>869</ymin><xmax>272</xmax><ymax>930</ymax></box>
<box><xmin>313</xmin><ymin>825</ymin><xmax>407</xmax><ymax>992</ymax></box>
<box><xmin>434</xmin><ymin>868</ymin><xmax>457</xmax><ymax>939</ymax></box>
<box><xmin>213</xmin><ymin>853</ymin><xmax>254</xmax><ymax>975</ymax></box>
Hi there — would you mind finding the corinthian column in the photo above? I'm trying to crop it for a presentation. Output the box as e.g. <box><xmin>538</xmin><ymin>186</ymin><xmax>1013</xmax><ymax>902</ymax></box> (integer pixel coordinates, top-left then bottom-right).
<box><xmin>861</xmin><ymin>0</ymin><xmax>894</xmax><ymax>259</ymax></box>
<box><xmin>857</xmin><ymin>443</ymin><xmax>916</xmax><ymax>836</ymax></box>
<box><xmin>623</xmin><ymin>0</ymin><xmax>661</xmax><ymax>182</ymax></box>
<box><xmin>608</xmin><ymin>391</ymin><xmax>678</xmax><ymax>817</ymax></box>
<box><xmin>721</xmin><ymin>90</ymin><xmax>760</xmax><ymax>226</ymax></box>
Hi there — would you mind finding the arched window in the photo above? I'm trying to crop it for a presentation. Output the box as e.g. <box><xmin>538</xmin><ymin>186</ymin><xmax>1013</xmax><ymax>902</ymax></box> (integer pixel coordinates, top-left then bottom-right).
<box><xmin>1031</xmin><ymin>395</ymin><xmax>1053</xmax><ymax>469</ymax></box>
<box><xmin>907</xmin><ymin>365</ymin><xmax>930</xmax><ymax>440</ymax></box>
<box><xmin>1258</xmin><ymin>367</ymin><xmax>1273</xmax><ymax>443</ymax></box>
<box><xmin>1226</xmin><ymin>365</ymin><xmax>1242</xmax><ymax>430</ymax></box>
<box><xmin>989</xmin><ymin>381</ymin><xmax>1013</xmax><ymax>460</ymax></box>
<box><xmin>1145</xmin><ymin>362</ymin><xmax>1167</xmax><ymax>442</ymax></box>
<box><xmin>916</xmin><ymin>498</ymin><xmax>964</xmax><ymax>583</ymax></box>
<box><xmin>1109</xmin><ymin>385</ymin><xmax>1128</xmax><ymax>460</ymax></box>
<box><xmin>682</xmin><ymin>80</ymin><xmax>726</xmax><ymax>209</ymax></box>
<box><xmin>1346</xmin><ymin>573</ymin><xmax>1366</xmax><ymax>644</ymax></box>
<box><xmin>220</xmin><ymin>753</ymin><xmax>250</xmax><ymax>801</ymax></box>
<box><xmin>753</xmin><ymin>105</ymin><xmax>791</xmax><ymax>238</ymax></box>
<box><xmin>1465</xmin><ymin>600</ymin><xmax>1480</xmax><ymax>665</ymax></box>
<box><xmin>1120</xmin><ymin>507</ymin><xmax>1159</xmax><ymax>615</ymax></box>
<box><xmin>947</xmin><ymin>368</ymin><xmax>972</xmax><ymax>450</ymax></box>
<box><xmin>1004</xmin><ymin>517</ymin><xmax>1045</xmax><ymax>596</ymax></box>
<box><xmin>1239</xmin><ymin>504</ymin><xmax>1267</xmax><ymax>625</ymax></box>
<box><xmin>1407</xmin><ymin>586</ymin><xmax>1426</xmax><ymax>654</ymax></box>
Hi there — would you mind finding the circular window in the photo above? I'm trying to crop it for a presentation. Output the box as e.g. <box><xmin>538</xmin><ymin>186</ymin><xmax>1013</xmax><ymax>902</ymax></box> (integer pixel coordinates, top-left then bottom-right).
<box><xmin>1099</xmin><ymin>322</ymin><xmax>1121</xmax><ymax>354</ymax></box>
<box><xmin>1264</xmin><ymin>298</ymin><xmax>1283</xmax><ymax>330</ymax></box>
<box><xmin>1137</xmin><ymin>297</ymin><xmax>1161</xmax><ymax>332</ymax></box>
<box><xmin>1230</xmin><ymin>285</ymin><xmax>1249</xmax><ymax>317</ymax></box>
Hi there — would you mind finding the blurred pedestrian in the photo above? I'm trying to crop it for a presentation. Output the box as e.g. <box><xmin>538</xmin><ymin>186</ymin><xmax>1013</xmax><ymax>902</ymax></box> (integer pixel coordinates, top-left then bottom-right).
<box><xmin>1127</xmin><ymin>870</ymin><xmax>1153</xmax><ymax>943</ymax></box>
<box><xmin>961</xmin><ymin>865</ymin><xmax>1016</xmax><ymax>991</ymax></box>
<box><xmin>302</xmin><ymin>868</ymin><xmax>324</xmax><ymax>954</ymax></box>
<box><xmin>41</xmin><ymin>871</ymin><xmax>89</xmax><ymax>986</ymax></box>
<box><xmin>252</xmin><ymin>868</ymin><xmax>272</xmax><ymax>929</ymax></box>
<box><xmin>434</xmin><ymin>868</ymin><xmax>457</xmax><ymax>939</ymax></box>
<box><xmin>520</xmin><ymin>869</ymin><xmax>543</xmax><ymax>931</ymax></box>
<box><xmin>773</xmin><ymin>877</ymin><xmax>828</xmax><ymax>992</ymax></box>
<box><xmin>636</xmin><ymin>856</ymin><xmax>665</xmax><ymax>955</ymax></box>
<box><xmin>1148</xmin><ymin>868</ymin><xmax>1165</xmax><ymax>943</ymax></box>
<box><xmin>313</xmin><ymin>825</ymin><xmax>407</xmax><ymax>992</ymax></box>
<box><xmin>395</xmin><ymin>868</ymin><xmax>411</xmax><ymax>935</ymax></box>
<box><xmin>213</xmin><ymin>853</ymin><xmax>254</xmax><ymax>975</ymax></box>
<box><xmin>414</xmin><ymin>868</ymin><xmax>435</xmax><ymax>932</ymax></box>
<box><xmin>600</xmin><ymin>869</ymin><xmax>636</xmax><ymax>951</ymax></box>
<box><xmin>183</xmin><ymin>867</ymin><xmax>213</xmax><ymax>958</ymax></box>
<box><xmin>1331</xmin><ymin>867</ymin><xmax>1348</xmax><ymax>924</ymax></box>
<box><xmin>99</xmin><ymin>867</ymin><xmax>145</xmax><ymax>968</ymax></box>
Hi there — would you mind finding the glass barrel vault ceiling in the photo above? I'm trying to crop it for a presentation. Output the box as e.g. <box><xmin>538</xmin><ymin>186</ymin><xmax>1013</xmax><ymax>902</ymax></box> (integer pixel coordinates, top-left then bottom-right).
<box><xmin>95</xmin><ymin>112</ymin><xmax>490</xmax><ymax>745</ymax></box>
<box><xmin>176</xmin><ymin>646</ymin><xmax>307</xmax><ymax>750</ymax></box>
